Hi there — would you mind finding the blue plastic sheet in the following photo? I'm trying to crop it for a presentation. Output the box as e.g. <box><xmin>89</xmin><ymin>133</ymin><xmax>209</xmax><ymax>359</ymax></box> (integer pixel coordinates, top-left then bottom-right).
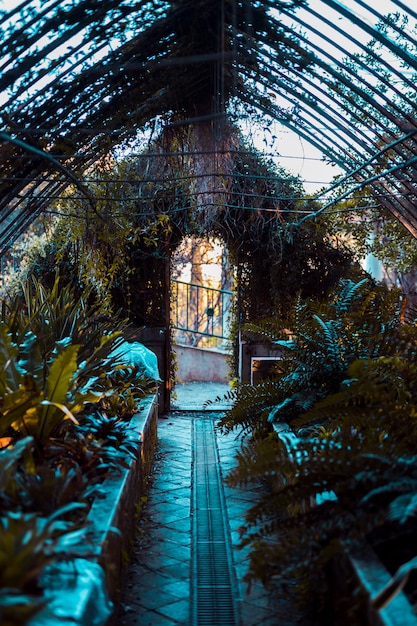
<box><xmin>30</xmin><ymin>559</ymin><xmax>113</xmax><ymax>626</ymax></box>
<box><xmin>109</xmin><ymin>341</ymin><xmax>161</xmax><ymax>381</ymax></box>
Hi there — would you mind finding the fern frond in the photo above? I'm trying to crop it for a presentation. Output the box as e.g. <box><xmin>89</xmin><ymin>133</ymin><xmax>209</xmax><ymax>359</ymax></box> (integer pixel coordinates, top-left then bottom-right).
<box><xmin>224</xmin><ymin>277</ymin><xmax>417</xmax><ymax>596</ymax></box>
<box><xmin>361</xmin><ymin>476</ymin><xmax>417</xmax><ymax>505</ymax></box>
<box><xmin>389</xmin><ymin>493</ymin><xmax>417</xmax><ymax>525</ymax></box>
<box><xmin>312</xmin><ymin>314</ymin><xmax>344</xmax><ymax>369</ymax></box>
<box><xmin>243</xmin><ymin>319</ymin><xmax>286</xmax><ymax>344</ymax></box>
<box><xmin>331</xmin><ymin>278</ymin><xmax>368</xmax><ymax>313</ymax></box>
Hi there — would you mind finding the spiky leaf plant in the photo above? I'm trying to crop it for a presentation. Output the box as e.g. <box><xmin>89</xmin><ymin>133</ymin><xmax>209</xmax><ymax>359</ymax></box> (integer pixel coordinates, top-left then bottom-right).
<box><xmin>77</xmin><ymin>412</ymin><xmax>138</xmax><ymax>472</ymax></box>
<box><xmin>0</xmin><ymin>273</ymin><xmax>153</xmax><ymax>624</ymax></box>
<box><xmin>0</xmin><ymin>275</ymin><xmax>144</xmax><ymax>452</ymax></box>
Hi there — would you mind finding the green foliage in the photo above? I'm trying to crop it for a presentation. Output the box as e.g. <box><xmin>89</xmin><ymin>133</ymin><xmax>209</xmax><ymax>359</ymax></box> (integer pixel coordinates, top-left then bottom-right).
<box><xmin>227</xmin><ymin>416</ymin><xmax>417</xmax><ymax>594</ymax></box>
<box><xmin>0</xmin><ymin>275</ymin><xmax>139</xmax><ymax>453</ymax></box>
<box><xmin>0</xmin><ymin>588</ymin><xmax>45</xmax><ymax>626</ymax></box>
<box><xmin>11</xmin><ymin>121</ymin><xmax>353</xmax><ymax>352</ymax></box>
<box><xmin>294</xmin><ymin>354</ymin><xmax>417</xmax><ymax>432</ymax></box>
<box><xmin>0</xmin><ymin>508</ymin><xmax>85</xmax><ymax>590</ymax></box>
<box><xmin>0</xmin><ymin>329</ymin><xmax>100</xmax><ymax>453</ymax></box>
<box><xmin>0</xmin><ymin>438</ymin><xmax>33</xmax><ymax>510</ymax></box>
<box><xmin>0</xmin><ymin>271</ymin><xmax>153</xmax><ymax>623</ymax></box>
<box><xmin>222</xmin><ymin>277</ymin><xmax>417</xmax><ymax>608</ymax></box>
<box><xmin>0</xmin><ymin>506</ymin><xmax>87</xmax><ymax>625</ymax></box>
<box><xmin>13</xmin><ymin>464</ymin><xmax>94</xmax><ymax>517</ymax></box>
<box><xmin>219</xmin><ymin>278</ymin><xmax>398</xmax><ymax>435</ymax></box>
<box><xmin>77</xmin><ymin>412</ymin><xmax>138</xmax><ymax>471</ymax></box>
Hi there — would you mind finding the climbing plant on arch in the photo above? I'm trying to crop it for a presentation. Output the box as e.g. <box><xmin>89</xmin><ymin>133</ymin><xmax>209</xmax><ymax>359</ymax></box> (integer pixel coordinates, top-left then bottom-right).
<box><xmin>19</xmin><ymin>121</ymin><xmax>355</xmax><ymax>378</ymax></box>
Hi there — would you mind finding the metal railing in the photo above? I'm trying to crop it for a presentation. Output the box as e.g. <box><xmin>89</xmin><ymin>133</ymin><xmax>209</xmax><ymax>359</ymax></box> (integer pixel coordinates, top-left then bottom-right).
<box><xmin>171</xmin><ymin>279</ymin><xmax>233</xmax><ymax>348</ymax></box>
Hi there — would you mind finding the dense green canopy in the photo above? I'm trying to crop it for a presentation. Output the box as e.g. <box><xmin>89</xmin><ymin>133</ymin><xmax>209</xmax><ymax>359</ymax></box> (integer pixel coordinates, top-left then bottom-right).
<box><xmin>1</xmin><ymin>0</ymin><xmax>417</xmax><ymax>251</ymax></box>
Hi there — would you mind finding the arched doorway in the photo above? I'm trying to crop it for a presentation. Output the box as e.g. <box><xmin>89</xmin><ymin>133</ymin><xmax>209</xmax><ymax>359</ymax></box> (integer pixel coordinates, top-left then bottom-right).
<box><xmin>171</xmin><ymin>236</ymin><xmax>234</xmax><ymax>385</ymax></box>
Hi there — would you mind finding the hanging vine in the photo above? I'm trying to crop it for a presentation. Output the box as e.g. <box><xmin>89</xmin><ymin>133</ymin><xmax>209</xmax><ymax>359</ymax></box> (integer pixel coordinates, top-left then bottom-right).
<box><xmin>13</xmin><ymin>121</ymin><xmax>355</xmax><ymax>382</ymax></box>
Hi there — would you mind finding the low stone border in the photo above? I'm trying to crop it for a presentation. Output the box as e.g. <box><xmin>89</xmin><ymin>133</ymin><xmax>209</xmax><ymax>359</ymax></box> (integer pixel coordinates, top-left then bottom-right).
<box><xmin>349</xmin><ymin>546</ymin><xmax>417</xmax><ymax>626</ymax></box>
<box><xmin>30</xmin><ymin>394</ymin><xmax>159</xmax><ymax>626</ymax></box>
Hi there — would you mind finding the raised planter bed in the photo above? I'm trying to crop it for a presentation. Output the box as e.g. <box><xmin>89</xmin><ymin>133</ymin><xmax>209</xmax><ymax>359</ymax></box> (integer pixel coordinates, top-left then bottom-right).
<box><xmin>29</xmin><ymin>393</ymin><xmax>159</xmax><ymax>626</ymax></box>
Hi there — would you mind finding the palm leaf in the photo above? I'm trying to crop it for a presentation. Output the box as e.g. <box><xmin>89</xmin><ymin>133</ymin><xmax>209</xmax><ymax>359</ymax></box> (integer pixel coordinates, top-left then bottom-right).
<box><xmin>45</xmin><ymin>344</ymin><xmax>80</xmax><ymax>404</ymax></box>
<box><xmin>37</xmin><ymin>345</ymin><xmax>80</xmax><ymax>441</ymax></box>
<box><xmin>0</xmin><ymin>323</ymin><xmax>22</xmax><ymax>395</ymax></box>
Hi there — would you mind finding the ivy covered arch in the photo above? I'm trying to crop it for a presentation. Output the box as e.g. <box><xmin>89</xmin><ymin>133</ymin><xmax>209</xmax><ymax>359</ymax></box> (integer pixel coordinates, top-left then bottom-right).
<box><xmin>22</xmin><ymin>123</ymin><xmax>354</xmax><ymax>399</ymax></box>
<box><xmin>1</xmin><ymin>0</ymin><xmax>414</xmax><ymax>409</ymax></box>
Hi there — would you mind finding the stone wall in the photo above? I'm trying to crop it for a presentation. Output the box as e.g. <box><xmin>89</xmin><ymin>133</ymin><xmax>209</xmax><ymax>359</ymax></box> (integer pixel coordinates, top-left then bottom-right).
<box><xmin>173</xmin><ymin>344</ymin><xmax>229</xmax><ymax>383</ymax></box>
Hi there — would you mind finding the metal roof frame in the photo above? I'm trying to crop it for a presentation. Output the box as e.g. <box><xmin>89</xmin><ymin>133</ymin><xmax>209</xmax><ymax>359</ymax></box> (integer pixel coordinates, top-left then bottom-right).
<box><xmin>0</xmin><ymin>0</ymin><xmax>416</xmax><ymax>252</ymax></box>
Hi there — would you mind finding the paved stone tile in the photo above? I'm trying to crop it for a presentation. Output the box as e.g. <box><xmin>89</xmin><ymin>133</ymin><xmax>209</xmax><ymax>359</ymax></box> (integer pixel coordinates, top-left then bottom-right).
<box><xmin>159</xmin><ymin>561</ymin><xmax>190</xmax><ymax>580</ymax></box>
<box><xmin>166</xmin><ymin>510</ymin><xmax>190</xmax><ymax>527</ymax></box>
<box><xmin>132</xmin><ymin>569</ymin><xmax>175</xmax><ymax>588</ymax></box>
<box><xmin>161</xmin><ymin>528</ymin><xmax>191</xmax><ymax>544</ymax></box>
<box><xmin>133</xmin><ymin>589</ymin><xmax>179</xmax><ymax>611</ymax></box>
<box><xmin>160</xmin><ymin>580</ymin><xmax>190</xmax><ymax>599</ymax></box>
<box><xmin>152</xmin><ymin>481</ymin><xmax>191</xmax><ymax>493</ymax></box>
<box><xmin>163</xmin><ymin>528</ymin><xmax>191</xmax><ymax>543</ymax></box>
<box><xmin>172</xmin><ymin>382</ymin><xmax>232</xmax><ymax>411</ymax></box>
<box><xmin>162</xmin><ymin>498</ymin><xmax>191</xmax><ymax>508</ymax></box>
<box><xmin>157</xmin><ymin>599</ymin><xmax>190</xmax><ymax>622</ymax></box>
<box><xmin>114</xmin><ymin>395</ymin><xmax>316</xmax><ymax>626</ymax></box>
<box><xmin>150</xmin><ymin>544</ymin><xmax>190</xmax><ymax>563</ymax></box>
<box><xmin>151</xmin><ymin>511</ymin><xmax>191</xmax><ymax>526</ymax></box>
<box><xmin>125</xmin><ymin>608</ymin><xmax>178</xmax><ymax>626</ymax></box>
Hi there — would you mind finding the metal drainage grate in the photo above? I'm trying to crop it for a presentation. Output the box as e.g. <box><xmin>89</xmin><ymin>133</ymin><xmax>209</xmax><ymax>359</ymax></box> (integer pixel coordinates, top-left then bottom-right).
<box><xmin>192</xmin><ymin>418</ymin><xmax>239</xmax><ymax>625</ymax></box>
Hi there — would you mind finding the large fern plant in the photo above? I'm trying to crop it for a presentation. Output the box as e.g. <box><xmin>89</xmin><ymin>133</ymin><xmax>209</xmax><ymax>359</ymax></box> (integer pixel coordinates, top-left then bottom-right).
<box><xmin>222</xmin><ymin>278</ymin><xmax>417</xmax><ymax>613</ymax></box>
<box><xmin>218</xmin><ymin>278</ymin><xmax>402</xmax><ymax>435</ymax></box>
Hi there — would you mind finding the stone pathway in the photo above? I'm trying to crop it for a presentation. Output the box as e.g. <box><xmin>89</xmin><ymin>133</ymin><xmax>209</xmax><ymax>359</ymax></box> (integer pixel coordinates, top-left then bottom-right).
<box><xmin>113</xmin><ymin>385</ymin><xmax>316</xmax><ymax>625</ymax></box>
<box><xmin>171</xmin><ymin>382</ymin><xmax>233</xmax><ymax>411</ymax></box>
<box><xmin>115</xmin><ymin>414</ymin><xmax>192</xmax><ymax>625</ymax></box>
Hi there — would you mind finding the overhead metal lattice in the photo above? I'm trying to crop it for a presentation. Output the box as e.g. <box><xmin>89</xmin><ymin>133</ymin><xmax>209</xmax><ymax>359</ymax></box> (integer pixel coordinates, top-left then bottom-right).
<box><xmin>0</xmin><ymin>0</ymin><xmax>416</xmax><ymax>253</ymax></box>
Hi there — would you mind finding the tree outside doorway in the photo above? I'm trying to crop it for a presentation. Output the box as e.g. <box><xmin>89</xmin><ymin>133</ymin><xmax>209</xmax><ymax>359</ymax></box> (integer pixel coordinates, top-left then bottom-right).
<box><xmin>171</xmin><ymin>236</ymin><xmax>233</xmax><ymax>350</ymax></box>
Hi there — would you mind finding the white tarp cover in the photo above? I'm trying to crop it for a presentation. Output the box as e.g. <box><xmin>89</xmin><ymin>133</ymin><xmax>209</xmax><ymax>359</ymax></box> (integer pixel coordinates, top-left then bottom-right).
<box><xmin>109</xmin><ymin>341</ymin><xmax>161</xmax><ymax>381</ymax></box>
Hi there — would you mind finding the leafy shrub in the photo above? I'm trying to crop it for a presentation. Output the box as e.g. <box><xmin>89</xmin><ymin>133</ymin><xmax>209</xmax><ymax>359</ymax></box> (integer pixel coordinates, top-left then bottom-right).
<box><xmin>0</xmin><ymin>506</ymin><xmax>87</xmax><ymax>626</ymax></box>
<box><xmin>0</xmin><ymin>274</ymin><xmax>154</xmax><ymax>621</ymax></box>
<box><xmin>219</xmin><ymin>278</ymin><xmax>405</xmax><ymax>434</ymax></box>
<box><xmin>222</xmin><ymin>278</ymin><xmax>417</xmax><ymax>611</ymax></box>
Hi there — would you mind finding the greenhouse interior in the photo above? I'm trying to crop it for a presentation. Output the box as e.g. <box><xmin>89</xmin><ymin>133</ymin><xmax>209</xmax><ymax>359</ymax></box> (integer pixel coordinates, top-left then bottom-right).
<box><xmin>1</xmin><ymin>0</ymin><xmax>417</xmax><ymax>624</ymax></box>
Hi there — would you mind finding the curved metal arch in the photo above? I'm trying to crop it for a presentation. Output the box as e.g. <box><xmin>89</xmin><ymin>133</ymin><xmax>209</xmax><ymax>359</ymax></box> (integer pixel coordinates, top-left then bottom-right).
<box><xmin>254</xmin><ymin>43</ymin><xmax>390</xmax><ymax>156</ymax></box>
<box><xmin>240</xmin><ymin>81</ymin><xmax>417</xmax><ymax>233</ymax></box>
<box><xmin>295</xmin><ymin>15</ymin><xmax>417</xmax><ymax>224</ymax></box>
<box><xmin>3</xmin><ymin>1</ymin><xmax>412</xmax><ymax>147</ymax></box>
<box><xmin>275</xmin><ymin>7</ymin><xmax>416</xmax><ymax>139</ymax></box>
<box><xmin>280</xmin><ymin>3</ymin><xmax>417</xmax><ymax>120</ymax></box>
<box><xmin>321</xmin><ymin>0</ymin><xmax>417</xmax><ymax>69</ymax></box>
<box><xmin>251</xmin><ymin>32</ymin><xmax>417</xmax><ymax>196</ymax></box>
<box><xmin>0</xmin><ymin>0</ymin><xmax>153</xmax><ymax>104</ymax></box>
<box><xmin>1</xmin><ymin>0</ymin><xmax>417</xmax><ymax>250</ymax></box>
<box><xmin>274</xmin><ymin>0</ymin><xmax>417</xmax><ymax>92</ymax></box>
<box><xmin>394</xmin><ymin>0</ymin><xmax>417</xmax><ymax>21</ymax></box>
<box><xmin>232</xmin><ymin>14</ymin><xmax>416</xmax><ymax>186</ymax></box>
<box><xmin>267</xmin><ymin>2</ymin><xmax>417</xmax><ymax>232</ymax></box>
